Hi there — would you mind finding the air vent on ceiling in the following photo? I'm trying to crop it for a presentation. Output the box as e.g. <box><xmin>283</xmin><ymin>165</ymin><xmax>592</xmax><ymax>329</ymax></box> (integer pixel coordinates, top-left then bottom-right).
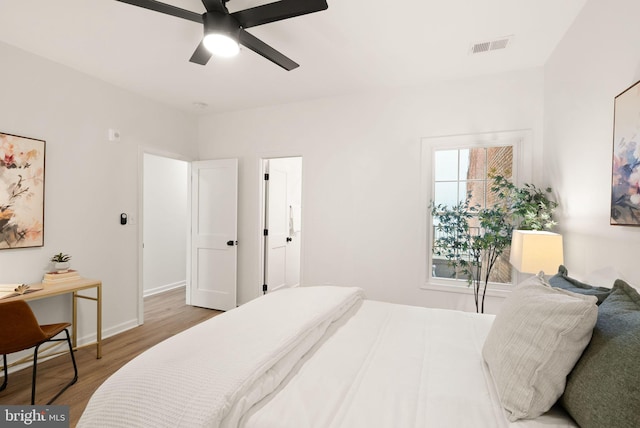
<box><xmin>470</xmin><ymin>36</ymin><xmax>512</xmax><ymax>54</ymax></box>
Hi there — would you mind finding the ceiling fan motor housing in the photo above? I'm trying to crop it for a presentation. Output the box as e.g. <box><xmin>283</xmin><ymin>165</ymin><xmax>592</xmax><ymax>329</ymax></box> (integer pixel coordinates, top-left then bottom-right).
<box><xmin>203</xmin><ymin>11</ymin><xmax>240</xmax><ymax>40</ymax></box>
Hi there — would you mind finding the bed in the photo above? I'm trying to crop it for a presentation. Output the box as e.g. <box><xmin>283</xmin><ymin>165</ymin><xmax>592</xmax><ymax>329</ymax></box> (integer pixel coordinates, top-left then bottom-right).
<box><xmin>78</xmin><ymin>272</ymin><xmax>640</xmax><ymax>428</ymax></box>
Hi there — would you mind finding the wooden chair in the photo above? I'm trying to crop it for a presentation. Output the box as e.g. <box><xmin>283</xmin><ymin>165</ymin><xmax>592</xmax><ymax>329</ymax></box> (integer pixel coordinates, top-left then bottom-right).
<box><xmin>0</xmin><ymin>300</ymin><xmax>78</xmax><ymax>404</ymax></box>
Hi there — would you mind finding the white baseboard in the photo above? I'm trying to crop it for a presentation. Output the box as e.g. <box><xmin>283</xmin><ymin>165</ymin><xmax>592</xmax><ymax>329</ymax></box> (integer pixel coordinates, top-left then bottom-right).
<box><xmin>270</xmin><ymin>283</ymin><xmax>300</xmax><ymax>292</ymax></box>
<box><xmin>143</xmin><ymin>280</ymin><xmax>185</xmax><ymax>298</ymax></box>
<box><xmin>78</xmin><ymin>318</ymin><xmax>139</xmax><ymax>346</ymax></box>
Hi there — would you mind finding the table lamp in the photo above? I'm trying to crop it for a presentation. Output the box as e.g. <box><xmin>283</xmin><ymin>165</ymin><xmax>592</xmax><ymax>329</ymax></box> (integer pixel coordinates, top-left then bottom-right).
<box><xmin>509</xmin><ymin>230</ymin><xmax>564</xmax><ymax>275</ymax></box>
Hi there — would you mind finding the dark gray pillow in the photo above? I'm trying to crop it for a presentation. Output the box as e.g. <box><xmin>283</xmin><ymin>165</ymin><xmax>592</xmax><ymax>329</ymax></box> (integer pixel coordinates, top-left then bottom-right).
<box><xmin>549</xmin><ymin>265</ymin><xmax>611</xmax><ymax>305</ymax></box>
<box><xmin>560</xmin><ymin>279</ymin><xmax>640</xmax><ymax>428</ymax></box>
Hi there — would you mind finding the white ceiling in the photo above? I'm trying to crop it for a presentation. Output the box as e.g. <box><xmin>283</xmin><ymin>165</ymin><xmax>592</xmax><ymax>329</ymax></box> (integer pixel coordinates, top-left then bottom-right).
<box><xmin>0</xmin><ymin>0</ymin><xmax>586</xmax><ymax>114</ymax></box>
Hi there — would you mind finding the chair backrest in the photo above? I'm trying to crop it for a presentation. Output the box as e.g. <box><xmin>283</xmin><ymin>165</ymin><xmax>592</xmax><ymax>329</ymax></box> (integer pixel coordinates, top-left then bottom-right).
<box><xmin>0</xmin><ymin>300</ymin><xmax>47</xmax><ymax>354</ymax></box>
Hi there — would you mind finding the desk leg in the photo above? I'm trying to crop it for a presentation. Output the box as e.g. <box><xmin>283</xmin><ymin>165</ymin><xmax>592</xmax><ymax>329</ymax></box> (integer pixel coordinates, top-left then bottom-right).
<box><xmin>72</xmin><ymin>286</ymin><xmax>102</xmax><ymax>359</ymax></box>
<box><xmin>97</xmin><ymin>284</ymin><xmax>102</xmax><ymax>359</ymax></box>
<box><xmin>72</xmin><ymin>291</ymin><xmax>78</xmax><ymax>350</ymax></box>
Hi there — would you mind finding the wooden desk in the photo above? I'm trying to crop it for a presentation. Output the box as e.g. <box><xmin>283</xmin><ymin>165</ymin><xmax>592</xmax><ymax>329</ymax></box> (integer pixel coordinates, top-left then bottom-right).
<box><xmin>2</xmin><ymin>278</ymin><xmax>102</xmax><ymax>359</ymax></box>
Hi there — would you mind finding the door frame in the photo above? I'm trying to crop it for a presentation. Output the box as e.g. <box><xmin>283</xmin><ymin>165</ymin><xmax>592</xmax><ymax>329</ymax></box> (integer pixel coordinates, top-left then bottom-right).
<box><xmin>137</xmin><ymin>146</ymin><xmax>193</xmax><ymax>326</ymax></box>
<box><xmin>259</xmin><ymin>155</ymin><xmax>303</xmax><ymax>295</ymax></box>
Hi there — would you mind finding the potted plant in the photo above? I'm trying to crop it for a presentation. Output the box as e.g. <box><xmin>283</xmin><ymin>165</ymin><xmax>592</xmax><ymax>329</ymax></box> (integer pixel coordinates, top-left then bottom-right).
<box><xmin>431</xmin><ymin>197</ymin><xmax>513</xmax><ymax>313</ymax></box>
<box><xmin>490</xmin><ymin>175</ymin><xmax>558</xmax><ymax>231</ymax></box>
<box><xmin>431</xmin><ymin>175</ymin><xmax>558</xmax><ymax>313</ymax></box>
<box><xmin>51</xmin><ymin>252</ymin><xmax>71</xmax><ymax>273</ymax></box>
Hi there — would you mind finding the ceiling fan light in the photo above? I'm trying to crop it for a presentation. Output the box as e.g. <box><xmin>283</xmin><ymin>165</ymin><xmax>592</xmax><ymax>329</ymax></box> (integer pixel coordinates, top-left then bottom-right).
<box><xmin>203</xmin><ymin>33</ymin><xmax>239</xmax><ymax>58</ymax></box>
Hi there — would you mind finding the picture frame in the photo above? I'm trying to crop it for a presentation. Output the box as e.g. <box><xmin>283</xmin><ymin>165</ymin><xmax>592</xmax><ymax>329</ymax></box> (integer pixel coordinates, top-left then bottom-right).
<box><xmin>0</xmin><ymin>132</ymin><xmax>46</xmax><ymax>248</ymax></box>
<box><xmin>611</xmin><ymin>80</ymin><xmax>640</xmax><ymax>226</ymax></box>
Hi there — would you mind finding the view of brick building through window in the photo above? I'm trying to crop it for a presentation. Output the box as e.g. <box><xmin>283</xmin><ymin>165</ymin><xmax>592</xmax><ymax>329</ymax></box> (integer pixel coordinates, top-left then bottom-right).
<box><xmin>432</xmin><ymin>145</ymin><xmax>513</xmax><ymax>284</ymax></box>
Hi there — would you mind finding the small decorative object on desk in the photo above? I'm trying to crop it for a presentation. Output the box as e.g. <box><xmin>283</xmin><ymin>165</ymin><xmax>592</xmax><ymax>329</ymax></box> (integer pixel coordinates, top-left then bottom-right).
<box><xmin>50</xmin><ymin>252</ymin><xmax>72</xmax><ymax>273</ymax></box>
<box><xmin>0</xmin><ymin>283</ymin><xmax>43</xmax><ymax>300</ymax></box>
<box><xmin>43</xmin><ymin>269</ymin><xmax>80</xmax><ymax>284</ymax></box>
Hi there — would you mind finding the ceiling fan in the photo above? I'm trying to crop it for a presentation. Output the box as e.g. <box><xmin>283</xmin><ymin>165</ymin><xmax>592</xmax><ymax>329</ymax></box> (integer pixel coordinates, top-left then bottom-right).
<box><xmin>115</xmin><ymin>0</ymin><xmax>328</xmax><ymax>70</ymax></box>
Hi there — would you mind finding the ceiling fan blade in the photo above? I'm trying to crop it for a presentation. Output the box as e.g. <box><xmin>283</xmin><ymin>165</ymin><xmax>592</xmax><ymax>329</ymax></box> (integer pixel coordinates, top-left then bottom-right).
<box><xmin>239</xmin><ymin>29</ymin><xmax>299</xmax><ymax>70</ymax></box>
<box><xmin>201</xmin><ymin>0</ymin><xmax>227</xmax><ymax>13</ymax></box>
<box><xmin>115</xmin><ymin>0</ymin><xmax>203</xmax><ymax>24</ymax></box>
<box><xmin>232</xmin><ymin>0</ymin><xmax>328</xmax><ymax>29</ymax></box>
<box><xmin>189</xmin><ymin>41</ymin><xmax>213</xmax><ymax>65</ymax></box>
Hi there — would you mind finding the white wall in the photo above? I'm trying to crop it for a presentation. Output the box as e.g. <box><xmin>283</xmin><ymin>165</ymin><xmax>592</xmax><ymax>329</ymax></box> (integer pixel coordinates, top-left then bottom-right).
<box><xmin>0</xmin><ymin>41</ymin><xmax>197</xmax><ymax>346</ymax></box>
<box><xmin>544</xmin><ymin>0</ymin><xmax>640</xmax><ymax>288</ymax></box>
<box><xmin>143</xmin><ymin>154</ymin><xmax>188</xmax><ymax>296</ymax></box>
<box><xmin>198</xmin><ymin>68</ymin><xmax>545</xmax><ymax>313</ymax></box>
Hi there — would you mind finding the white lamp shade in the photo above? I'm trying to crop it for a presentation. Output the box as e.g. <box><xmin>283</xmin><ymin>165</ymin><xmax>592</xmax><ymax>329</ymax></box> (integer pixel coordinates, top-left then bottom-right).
<box><xmin>509</xmin><ymin>230</ymin><xmax>564</xmax><ymax>274</ymax></box>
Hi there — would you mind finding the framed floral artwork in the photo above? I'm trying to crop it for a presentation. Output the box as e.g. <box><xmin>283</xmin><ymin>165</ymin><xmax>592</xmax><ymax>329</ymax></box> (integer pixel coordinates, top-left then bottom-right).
<box><xmin>611</xmin><ymin>80</ymin><xmax>640</xmax><ymax>226</ymax></box>
<box><xmin>0</xmin><ymin>132</ymin><xmax>45</xmax><ymax>248</ymax></box>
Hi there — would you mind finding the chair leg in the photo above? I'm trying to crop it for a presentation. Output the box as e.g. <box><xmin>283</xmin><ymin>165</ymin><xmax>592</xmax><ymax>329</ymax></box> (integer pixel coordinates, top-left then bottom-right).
<box><xmin>31</xmin><ymin>347</ymin><xmax>39</xmax><ymax>405</ymax></box>
<box><xmin>31</xmin><ymin>329</ymin><xmax>79</xmax><ymax>405</ymax></box>
<box><xmin>46</xmin><ymin>329</ymin><xmax>78</xmax><ymax>405</ymax></box>
<box><xmin>1</xmin><ymin>354</ymin><xmax>7</xmax><ymax>392</ymax></box>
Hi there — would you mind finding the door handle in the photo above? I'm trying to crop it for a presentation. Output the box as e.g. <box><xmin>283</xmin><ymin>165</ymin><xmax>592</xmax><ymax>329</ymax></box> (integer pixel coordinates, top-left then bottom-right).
<box><xmin>227</xmin><ymin>240</ymin><xmax>237</xmax><ymax>246</ymax></box>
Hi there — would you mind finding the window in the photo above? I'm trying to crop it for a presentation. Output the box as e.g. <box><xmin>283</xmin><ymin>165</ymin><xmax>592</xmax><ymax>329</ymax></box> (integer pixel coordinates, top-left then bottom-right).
<box><xmin>423</xmin><ymin>131</ymin><xmax>527</xmax><ymax>291</ymax></box>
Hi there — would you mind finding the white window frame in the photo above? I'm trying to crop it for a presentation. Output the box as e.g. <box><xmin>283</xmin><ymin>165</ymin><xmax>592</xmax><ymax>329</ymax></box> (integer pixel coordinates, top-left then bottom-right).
<box><xmin>420</xmin><ymin>130</ymin><xmax>533</xmax><ymax>297</ymax></box>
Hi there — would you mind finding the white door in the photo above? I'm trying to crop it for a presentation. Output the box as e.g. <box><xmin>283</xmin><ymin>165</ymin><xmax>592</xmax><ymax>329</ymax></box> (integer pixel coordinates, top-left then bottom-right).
<box><xmin>266</xmin><ymin>162</ymin><xmax>288</xmax><ymax>290</ymax></box>
<box><xmin>263</xmin><ymin>157</ymin><xmax>302</xmax><ymax>292</ymax></box>
<box><xmin>188</xmin><ymin>158</ymin><xmax>237</xmax><ymax>310</ymax></box>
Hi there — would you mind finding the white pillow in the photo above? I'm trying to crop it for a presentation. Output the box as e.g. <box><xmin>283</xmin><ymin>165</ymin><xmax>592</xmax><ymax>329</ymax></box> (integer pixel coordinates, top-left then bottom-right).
<box><xmin>482</xmin><ymin>274</ymin><xmax>598</xmax><ymax>421</ymax></box>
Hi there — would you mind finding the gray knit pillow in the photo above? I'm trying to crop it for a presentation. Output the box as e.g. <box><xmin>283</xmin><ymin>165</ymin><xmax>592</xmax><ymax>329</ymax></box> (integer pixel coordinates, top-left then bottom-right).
<box><xmin>482</xmin><ymin>275</ymin><xmax>598</xmax><ymax>421</ymax></box>
<box><xmin>549</xmin><ymin>265</ymin><xmax>611</xmax><ymax>305</ymax></box>
<box><xmin>560</xmin><ymin>279</ymin><xmax>640</xmax><ymax>428</ymax></box>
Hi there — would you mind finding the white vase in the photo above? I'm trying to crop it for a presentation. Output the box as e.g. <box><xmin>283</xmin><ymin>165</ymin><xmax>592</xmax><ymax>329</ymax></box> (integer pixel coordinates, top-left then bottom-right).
<box><xmin>55</xmin><ymin>262</ymin><xmax>70</xmax><ymax>273</ymax></box>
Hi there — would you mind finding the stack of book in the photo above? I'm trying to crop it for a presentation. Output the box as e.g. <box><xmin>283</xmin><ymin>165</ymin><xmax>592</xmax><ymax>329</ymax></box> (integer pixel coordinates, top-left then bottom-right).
<box><xmin>43</xmin><ymin>270</ymin><xmax>81</xmax><ymax>284</ymax></box>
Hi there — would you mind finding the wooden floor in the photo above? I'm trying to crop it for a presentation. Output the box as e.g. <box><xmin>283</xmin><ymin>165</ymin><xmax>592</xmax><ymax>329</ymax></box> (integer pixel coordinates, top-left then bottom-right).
<box><xmin>0</xmin><ymin>287</ymin><xmax>222</xmax><ymax>427</ymax></box>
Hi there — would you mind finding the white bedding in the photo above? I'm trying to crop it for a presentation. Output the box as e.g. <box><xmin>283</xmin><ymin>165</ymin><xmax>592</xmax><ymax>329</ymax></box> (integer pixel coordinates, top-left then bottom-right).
<box><xmin>240</xmin><ymin>300</ymin><xmax>576</xmax><ymax>428</ymax></box>
<box><xmin>79</xmin><ymin>286</ymin><xmax>577</xmax><ymax>428</ymax></box>
<box><xmin>78</xmin><ymin>286</ymin><xmax>363</xmax><ymax>428</ymax></box>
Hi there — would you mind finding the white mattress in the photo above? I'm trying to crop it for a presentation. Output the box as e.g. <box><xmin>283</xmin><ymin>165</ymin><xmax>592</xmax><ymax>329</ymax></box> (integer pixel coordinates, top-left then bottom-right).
<box><xmin>79</xmin><ymin>286</ymin><xmax>577</xmax><ymax>427</ymax></box>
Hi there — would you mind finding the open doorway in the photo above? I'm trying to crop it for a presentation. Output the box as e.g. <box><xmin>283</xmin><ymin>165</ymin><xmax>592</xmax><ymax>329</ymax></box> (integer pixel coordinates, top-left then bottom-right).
<box><xmin>261</xmin><ymin>157</ymin><xmax>302</xmax><ymax>293</ymax></box>
<box><xmin>139</xmin><ymin>152</ymin><xmax>189</xmax><ymax>323</ymax></box>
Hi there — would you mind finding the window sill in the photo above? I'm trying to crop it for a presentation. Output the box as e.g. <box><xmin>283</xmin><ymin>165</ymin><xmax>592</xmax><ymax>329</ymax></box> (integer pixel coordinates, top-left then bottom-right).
<box><xmin>421</xmin><ymin>281</ymin><xmax>512</xmax><ymax>299</ymax></box>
